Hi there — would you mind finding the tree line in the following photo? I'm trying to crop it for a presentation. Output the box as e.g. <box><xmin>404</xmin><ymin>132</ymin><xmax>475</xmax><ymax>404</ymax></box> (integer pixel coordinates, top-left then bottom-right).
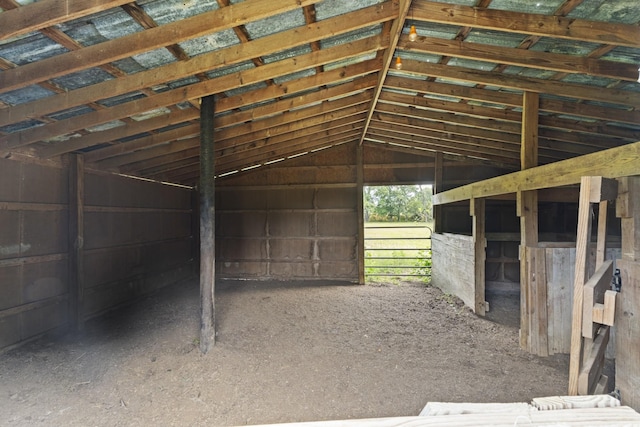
<box><xmin>364</xmin><ymin>185</ymin><xmax>433</xmax><ymax>222</ymax></box>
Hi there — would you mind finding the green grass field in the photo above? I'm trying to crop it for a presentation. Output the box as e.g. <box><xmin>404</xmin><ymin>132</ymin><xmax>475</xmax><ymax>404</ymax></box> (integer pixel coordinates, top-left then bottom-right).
<box><xmin>364</xmin><ymin>221</ymin><xmax>433</xmax><ymax>283</ymax></box>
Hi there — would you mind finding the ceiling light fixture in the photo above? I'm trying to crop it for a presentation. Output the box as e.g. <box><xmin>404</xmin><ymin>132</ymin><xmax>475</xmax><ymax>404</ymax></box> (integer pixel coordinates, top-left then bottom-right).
<box><xmin>408</xmin><ymin>25</ymin><xmax>418</xmax><ymax>41</ymax></box>
<box><xmin>395</xmin><ymin>57</ymin><xmax>403</xmax><ymax>70</ymax></box>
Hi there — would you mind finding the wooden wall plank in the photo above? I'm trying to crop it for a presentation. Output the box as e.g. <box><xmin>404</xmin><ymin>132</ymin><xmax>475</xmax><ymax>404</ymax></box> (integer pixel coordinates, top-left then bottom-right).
<box><xmin>67</xmin><ymin>153</ymin><xmax>84</xmax><ymax>331</ymax></box>
<box><xmin>432</xmin><ymin>233</ymin><xmax>476</xmax><ymax>311</ymax></box>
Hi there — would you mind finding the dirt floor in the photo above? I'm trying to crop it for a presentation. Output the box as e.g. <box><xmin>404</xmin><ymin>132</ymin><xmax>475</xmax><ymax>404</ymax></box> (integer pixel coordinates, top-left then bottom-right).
<box><xmin>1</xmin><ymin>279</ymin><xmax>571</xmax><ymax>426</ymax></box>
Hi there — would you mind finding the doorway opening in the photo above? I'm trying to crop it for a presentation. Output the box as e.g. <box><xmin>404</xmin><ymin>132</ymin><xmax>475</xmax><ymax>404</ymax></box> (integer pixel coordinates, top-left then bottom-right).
<box><xmin>363</xmin><ymin>184</ymin><xmax>433</xmax><ymax>283</ymax></box>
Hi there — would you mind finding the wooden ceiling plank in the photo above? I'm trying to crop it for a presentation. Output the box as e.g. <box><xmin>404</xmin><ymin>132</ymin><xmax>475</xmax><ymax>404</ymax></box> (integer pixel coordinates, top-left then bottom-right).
<box><xmin>110</xmin><ymin>99</ymin><xmax>369</xmax><ymax>170</ymax></box>
<box><xmin>412</xmin><ymin>0</ymin><xmax>639</xmax><ymax>48</ymax></box>
<box><xmin>157</xmin><ymin>133</ymin><xmax>359</xmax><ymax>181</ymax></box>
<box><xmin>0</xmin><ymin>0</ymin><xmax>326</xmax><ymax>93</ymax></box>
<box><xmin>218</xmin><ymin>127</ymin><xmax>363</xmax><ymax>169</ymax></box>
<box><xmin>369</xmin><ymin>120</ymin><xmax>521</xmax><ymax>154</ymax></box>
<box><xmin>4</xmin><ymin>35</ymin><xmax>385</xmax><ymax>156</ymax></box>
<box><xmin>384</xmin><ymin>75</ymin><xmax>640</xmax><ymax>125</ymax></box>
<box><xmin>216</xmin><ymin>102</ymin><xmax>370</xmax><ymax>150</ymax></box>
<box><xmin>132</xmin><ymin>147</ymin><xmax>202</xmax><ymax>176</ymax></box>
<box><xmin>0</xmin><ymin>4</ymin><xmax>393</xmax><ymax>127</ymax></box>
<box><xmin>375</xmin><ymin>102</ymin><xmax>522</xmax><ymax>134</ymax></box>
<box><xmin>217</xmin><ymin>115</ymin><xmax>367</xmax><ymax>159</ymax></box>
<box><xmin>384</xmin><ymin>75</ymin><xmax>521</xmax><ymax>106</ymax></box>
<box><xmin>219</xmin><ymin>87</ymin><xmax>373</xmax><ymax>133</ymax></box>
<box><xmin>371</xmin><ymin>114</ymin><xmax>520</xmax><ymax>145</ymax></box>
<box><xmin>377</xmin><ymin>108</ymin><xmax>627</xmax><ymax>153</ymax></box>
<box><xmin>399</xmin><ymin>35</ymin><xmax>639</xmax><ymax>82</ymax></box>
<box><xmin>103</xmin><ymin>137</ymin><xmax>201</xmax><ymax>171</ymax></box>
<box><xmin>538</xmin><ymin>116</ymin><xmax>639</xmax><ymax>141</ymax></box>
<box><xmin>365</xmin><ymin>130</ymin><xmax>523</xmax><ymax>164</ymax></box>
<box><xmin>214</xmin><ymin>62</ymin><xmax>379</xmax><ymax>127</ymax></box>
<box><xmin>358</xmin><ymin>0</ymin><xmax>408</xmax><ymax>145</ymax></box>
<box><xmin>399</xmin><ymin>60</ymin><xmax>639</xmax><ymax>107</ymax></box>
<box><xmin>82</xmin><ymin>73</ymin><xmax>375</xmax><ymax>163</ymax></box>
<box><xmin>432</xmin><ymin>141</ymin><xmax>640</xmax><ymax>205</ymax></box>
<box><xmin>215</xmin><ymin>68</ymin><xmax>377</xmax><ymax>115</ymax></box>
<box><xmin>0</xmin><ymin>0</ymin><xmax>132</xmax><ymax>42</ymax></box>
<box><xmin>83</xmin><ymin>122</ymin><xmax>200</xmax><ymax>163</ymax></box>
<box><xmin>379</xmin><ymin>90</ymin><xmax>522</xmax><ymax>122</ymax></box>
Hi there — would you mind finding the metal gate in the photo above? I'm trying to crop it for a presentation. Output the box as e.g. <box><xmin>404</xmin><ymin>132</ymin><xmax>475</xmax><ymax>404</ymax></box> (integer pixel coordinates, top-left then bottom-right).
<box><xmin>364</xmin><ymin>223</ymin><xmax>432</xmax><ymax>281</ymax></box>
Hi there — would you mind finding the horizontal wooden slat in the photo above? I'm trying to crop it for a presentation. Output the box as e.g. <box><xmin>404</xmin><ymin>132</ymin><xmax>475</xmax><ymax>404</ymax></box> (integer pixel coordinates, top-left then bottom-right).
<box><xmin>400</xmin><ymin>35</ymin><xmax>639</xmax><ymax>82</ymax></box>
<box><xmin>433</xmin><ymin>140</ymin><xmax>640</xmax><ymax>205</ymax></box>
<box><xmin>413</xmin><ymin>0</ymin><xmax>640</xmax><ymax>48</ymax></box>
<box><xmin>0</xmin><ymin>0</ymin><xmax>132</xmax><ymax>42</ymax></box>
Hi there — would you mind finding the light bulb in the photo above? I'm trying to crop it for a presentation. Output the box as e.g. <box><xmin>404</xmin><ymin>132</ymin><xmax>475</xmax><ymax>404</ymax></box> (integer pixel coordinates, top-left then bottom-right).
<box><xmin>394</xmin><ymin>57</ymin><xmax>403</xmax><ymax>70</ymax></box>
<box><xmin>408</xmin><ymin>25</ymin><xmax>418</xmax><ymax>42</ymax></box>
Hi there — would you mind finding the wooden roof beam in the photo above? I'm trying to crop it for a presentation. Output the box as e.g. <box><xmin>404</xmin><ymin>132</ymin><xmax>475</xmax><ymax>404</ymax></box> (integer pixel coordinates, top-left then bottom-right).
<box><xmin>2</xmin><ymin>35</ymin><xmax>385</xmax><ymax>156</ymax></box>
<box><xmin>115</xmin><ymin>103</ymin><xmax>369</xmax><ymax>173</ymax></box>
<box><xmin>0</xmin><ymin>3</ymin><xmax>394</xmax><ymax>128</ymax></box>
<box><xmin>397</xmin><ymin>59</ymin><xmax>639</xmax><ymax>107</ymax></box>
<box><xmin>412</xmin><ymin>0</ymin><xmax>640</xmax><ymax>48</ymax></box>
<box><xmin>0</xmin><ymin>0</ymin><xmax>132</xmax><ymax>42</ymax></box>
<box><xmin>217</xmin><ymin>127</ymin><xmax>363</xmax><ymax>171</ymax></box>
<box><xmin>364</xmin><ymin>131</ymin><xmax>522</xmax><ymax>165</ymax></box>
<box><xmin>376</xmin><ymin>109</ymin><xmax>626</xmax><ymax>156</ymax></box>
<box><xmin>0</xmin><ymin>0</ymin><xmax>325</xmax><ymax>93</ymax></box>
<box><xmin>399</xmin><ymin>35</ymin><xmax>640</xmax><ymax>82</ymax></box>
<box><xmin>84</xmin><ymin>71</ymin><xmax>378</xmax><ymax>164</ymax></box>
<box><xmin>358</xmin><ymin>0</ymin><xmax>408</xmax><ymax>145</ymax></box>
<box><xmin>165</xmin><ymin>133</ymin><xmax>359</xmax><ymax>182</ymax></box>
<box><xmin>383</xmin><ymin>75</ymin><xmax>640</xmax><ymax>126</ymax></box>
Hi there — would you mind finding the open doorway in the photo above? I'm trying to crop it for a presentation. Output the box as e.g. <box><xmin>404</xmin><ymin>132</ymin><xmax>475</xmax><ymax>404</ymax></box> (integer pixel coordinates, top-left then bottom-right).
<box><xmin>363</xmin><ymin>184</ymin><xmax>433</xmax><ymax>284</ymax></box>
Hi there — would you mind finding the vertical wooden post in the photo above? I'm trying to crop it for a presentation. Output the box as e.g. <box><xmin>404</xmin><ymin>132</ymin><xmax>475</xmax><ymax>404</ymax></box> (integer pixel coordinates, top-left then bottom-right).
<box><xmin>356</xmin><ymin>143</ymin><xmax>365</xmax><ymax>285</ymax></box>
<box><xmin>199</xmin><ymin>95</ymin><xmax>216</xmax><ymax>353</ymax></box>
<box><xmin>68</xmin><ymin>153</ymin><xmax>84</xmax><ymax>332</ymax></box>
<box><xmin>434</xmin><ymin>152</ymin><xmax>443</xmax><ymax>233</ymax></box>
<box><xmin>518</xmin><ymin>91</ymin><xmax>539</xmax><ymax>352</ymax></box>
<box><xmin>615</xmin><ymin>176</ymin><xmax>640</xmax><ymax>410</ymax></box>
<box><xmin>471</xmin><ymin>197</ymin><xmax>486</xmax><ymax>316</ymax></box>
<box><xmin>568</xmin><ymin>177</ymin><xmax>594</xmax><ymax>395</ymax></box>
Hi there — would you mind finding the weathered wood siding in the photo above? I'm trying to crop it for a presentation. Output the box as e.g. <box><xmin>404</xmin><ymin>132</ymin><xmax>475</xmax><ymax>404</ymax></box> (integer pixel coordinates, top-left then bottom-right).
<box><xmin>431</xmin><ymin>233</ymin><xmax>476</xmax><ymax>309</ymax></box>
<box><xmin>82</xmin><ymin>171</ymin><xmax>193</xmax><ymax>318</ymax></box>
<box><xmin>0</xmin><ymin>157</ymin><xmax>193</xmax><ymax>351</ymax></box>
<box><xmin>540</xmin><ymin>243</ymin><xmax>620</xmax><ymax>356</ymax></box>
<box><xmin>0</xmin><ymin>158</ymin><xmax>69</xmax><ymax>350</ymax></box>
<box><xmin>216</xmin><ymin>144</ymin><xmax>359</xmax><ymax>281</ymax></box>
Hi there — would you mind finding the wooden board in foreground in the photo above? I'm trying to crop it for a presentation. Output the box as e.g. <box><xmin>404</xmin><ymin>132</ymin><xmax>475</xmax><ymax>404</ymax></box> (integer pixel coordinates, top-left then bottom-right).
<box><xmin>241</xmin><ymin>407</ymin><xmax>640</xmax><ymax>427</ymax></box>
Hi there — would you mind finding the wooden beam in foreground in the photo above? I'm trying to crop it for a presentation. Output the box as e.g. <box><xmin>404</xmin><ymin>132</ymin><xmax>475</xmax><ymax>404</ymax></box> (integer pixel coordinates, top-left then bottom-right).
<box><xmin>433</xmin><ymin>141</ymin><xmax>640</xmax><ymax>206</ymax></box>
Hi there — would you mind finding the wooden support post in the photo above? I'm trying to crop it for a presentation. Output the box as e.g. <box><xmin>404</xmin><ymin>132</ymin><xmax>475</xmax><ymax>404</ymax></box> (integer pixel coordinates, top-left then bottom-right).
<box><xmin>68</xmin><ymin>153</ymin><xmax>84</xmax><ymax>332</ymax></box>
<box><xmin>471</xmin><ymin>197</ymin><xmax>486</xmax><ymax>316</ymax></box>
<box><xmin>356</xmin><ymin>143</ymin><xmax>365</xmax><ymax>285</ymax></box>
<box><xmin>615</xmin><ymin>176</ymin><xmax>640</xmax><ymax>411</ymax></box>
<box><xmin>434</xmin><ymin>152</ymin><xmax>443</xmax><ymax>233</ymax></box>
<box><xmin>518</xmin><ymin>91</ymin><xmax>539</xmax><ymax>352</ymax></box>
<box><xmin>568</xmin><ymin>176</ymin><xmax>594</xmax><ymax>395</ymax></box>
<box><xmin>199</xmin><ymin>95</ymin><xmax>216</xmax><ymax>353</ymax></box>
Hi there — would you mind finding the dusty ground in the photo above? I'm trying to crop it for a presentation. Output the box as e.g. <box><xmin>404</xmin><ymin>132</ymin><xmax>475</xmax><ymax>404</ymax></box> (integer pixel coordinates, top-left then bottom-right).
<box><xmin>1</xmin><ymin>279</ymin><xmax>570</xmax><ymax>426</ymax></box>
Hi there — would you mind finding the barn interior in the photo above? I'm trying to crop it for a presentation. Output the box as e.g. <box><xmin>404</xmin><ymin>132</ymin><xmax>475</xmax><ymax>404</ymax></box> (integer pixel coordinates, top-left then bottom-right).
<box><xmin>1</xmin><ymin>0</ymin><xmax>639</xmax><ymax>417</ymax></box>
